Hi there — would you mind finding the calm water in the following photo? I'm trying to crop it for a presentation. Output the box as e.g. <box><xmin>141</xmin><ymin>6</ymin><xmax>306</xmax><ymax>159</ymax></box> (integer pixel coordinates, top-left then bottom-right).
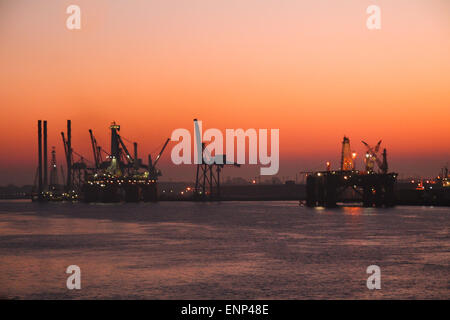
<box><xmin>0</xmin><ymin>200</ymin><xmax>448</xmax><ymax>299</ymax></box>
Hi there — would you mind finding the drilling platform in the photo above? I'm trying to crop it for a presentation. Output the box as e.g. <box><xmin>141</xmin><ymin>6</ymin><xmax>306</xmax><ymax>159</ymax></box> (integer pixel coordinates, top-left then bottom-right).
<box><xmin>305</xmin><ymin>136</ymin><xmax>397</xmax><ymax>207</ymax></box>
<box><xmin>33</xmin><ymin>120</ymin><xmax>169</xmax><ymax>202</ymax></box>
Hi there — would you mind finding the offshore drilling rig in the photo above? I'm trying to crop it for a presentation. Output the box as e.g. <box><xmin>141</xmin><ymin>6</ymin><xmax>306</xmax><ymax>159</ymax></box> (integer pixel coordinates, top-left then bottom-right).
<box><xmin>305</xmin><ymin>136</ymin><xmax>397</xmax><ymax>207</ymax></box>
<box><xmin>34</xmin><ymin>120</ymin><xmax>169</xmax><ymax>202</ymax></box>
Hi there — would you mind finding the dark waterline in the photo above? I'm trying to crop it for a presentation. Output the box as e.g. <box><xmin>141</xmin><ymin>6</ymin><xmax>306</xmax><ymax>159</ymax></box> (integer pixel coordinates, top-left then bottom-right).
<box><xmin>0</xmin><ymin>200</ymin><xmax>448</xmax><ymax>299</ymax></box>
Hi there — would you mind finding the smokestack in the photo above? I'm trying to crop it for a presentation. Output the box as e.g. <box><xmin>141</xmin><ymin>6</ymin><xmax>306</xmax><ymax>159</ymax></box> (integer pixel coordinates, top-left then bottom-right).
<box><xmin>66</xmin><ymin>120</ymin><xmax>72</xmax><ymax>191</ymax></box>
<box><xmin>134</xmin><ymin>142</ymin><xmax>138</xmax><ymax>169</ymax></box>
<box><xmin>382</xmin><ymin>148</ymin><xmax>388</xmax><ymax>174</ymax></box>
<box><xmin>43</xmin><ymin>120</ymin><xmax>48</xmax><ymax>189</ymax></box>
<box><xmin>37</xmin><ymin>120</ymin><xmax>43</xmax><ymax>200</ymax></box>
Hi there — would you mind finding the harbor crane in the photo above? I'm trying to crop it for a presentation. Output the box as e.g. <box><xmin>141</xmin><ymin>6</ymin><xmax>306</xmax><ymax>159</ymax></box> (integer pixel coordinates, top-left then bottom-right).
<box><xmin>193</xmin><ymin>119</ymin><xmax>240</xmax><ymax>200</ymax></box>
<box><xmin>148</xmin><ymin>138</ymin><xmax>170</xmax><ymax>180</ymax></box>
<box><xmin>361</xmin><ymin>140</ymin><xmax>388</xmax><ymax>174</ymax></box>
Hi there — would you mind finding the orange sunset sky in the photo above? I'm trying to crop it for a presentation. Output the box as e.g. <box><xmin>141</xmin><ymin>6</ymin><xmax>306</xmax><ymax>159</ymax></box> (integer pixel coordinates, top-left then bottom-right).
<box><xmin>0</xmin><ymin>0</ymin><xmax>449</xmax><ymax>185</ymax></box>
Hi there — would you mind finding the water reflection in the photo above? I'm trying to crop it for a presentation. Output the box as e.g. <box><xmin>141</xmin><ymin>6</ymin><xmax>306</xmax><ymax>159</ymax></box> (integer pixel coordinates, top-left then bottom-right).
<box><xmin>0</xmin><ymin>201</ymin><xmax>448</xmax><ymax>299</ymax></box>
<box><xmin>342</xmin><ymin>207</ymin><xmax>362</xmax><ymax>216</ymax></box>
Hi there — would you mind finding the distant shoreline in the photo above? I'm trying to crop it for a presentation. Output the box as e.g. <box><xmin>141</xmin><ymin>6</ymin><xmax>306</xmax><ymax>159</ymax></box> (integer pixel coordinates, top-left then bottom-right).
<box><xmin>1</xmin><ymin>197</ymin><xmax>450</xmax><ymax>207</ymax></box>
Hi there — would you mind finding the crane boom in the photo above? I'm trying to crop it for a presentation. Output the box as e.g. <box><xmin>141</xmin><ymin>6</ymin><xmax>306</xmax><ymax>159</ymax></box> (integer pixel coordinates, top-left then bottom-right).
<box><xmin>89</xmin><ymin>129</ymin><xmax>100</xmax><ymax>168</ymax></box>
<box><xmin>375</xmin><ymin>140</ymin><xmax>382</xmax><ymax>153</ymax></box>
<box><xmin>61</xmin><ymin>132</ymin><xmax>68</xmax><ymax>160</ymax></box>
<box><xmin>117</xmin><ymin>134</ymin><xmax>134</xmax><ymax>164</ymax></box>
<box><xmin>152</xmin><ymin>138</ymin><xmax>170</xmax><ymax>168</ymax></box>
<box><xmin>362</xmin><ymin>140</ymin><xmax>384</xmax><ymax>171</ymax></box>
